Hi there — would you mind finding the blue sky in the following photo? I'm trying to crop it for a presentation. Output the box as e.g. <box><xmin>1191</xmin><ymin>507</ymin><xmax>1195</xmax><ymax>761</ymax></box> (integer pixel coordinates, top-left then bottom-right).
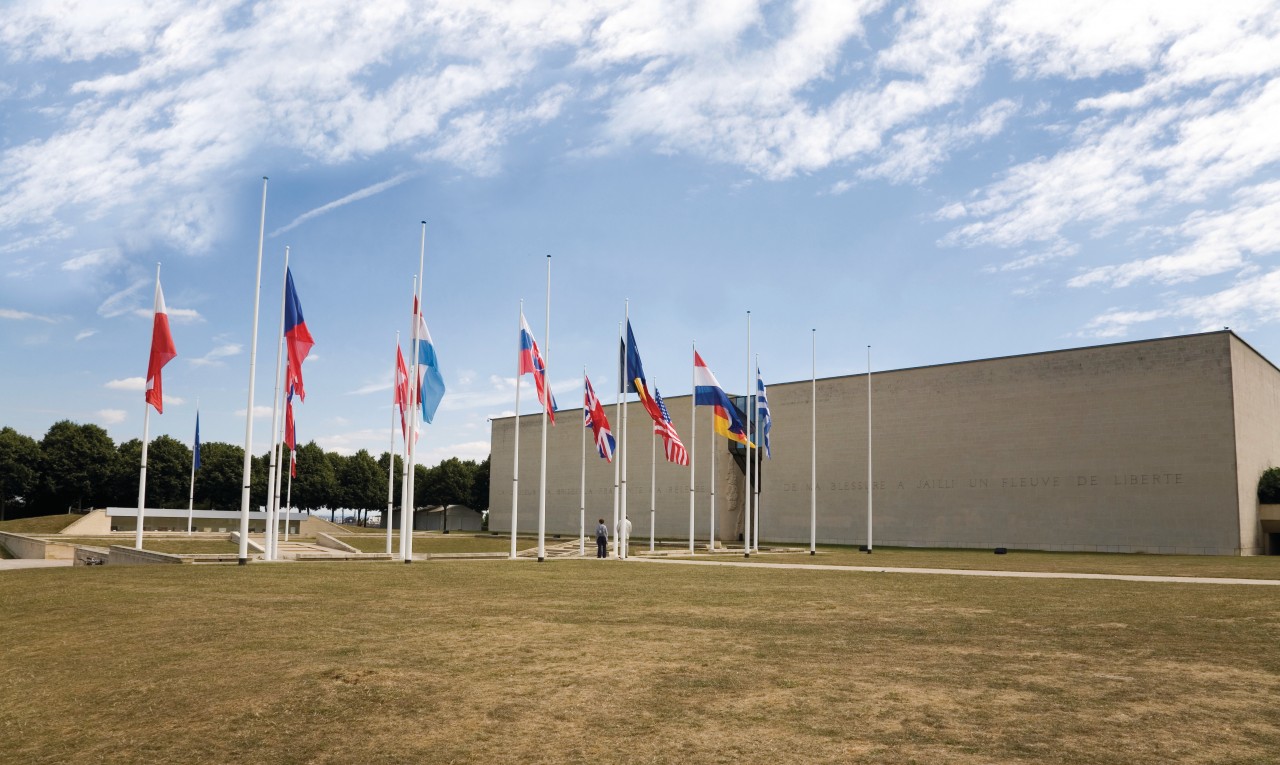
<box><xmin>3</xmin><ymin>0</ymin><xmax>1280</xmax><ymax>465</ymax></box>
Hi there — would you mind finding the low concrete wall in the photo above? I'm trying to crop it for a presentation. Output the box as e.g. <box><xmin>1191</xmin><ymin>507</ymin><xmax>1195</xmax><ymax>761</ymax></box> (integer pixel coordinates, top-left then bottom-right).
<box><xmin>315</xmin><ymin>532</ymin><xmax>359</xmax><ymax>553</ymax></box>
<box><xmin>62</xmin><ymin>510</ymin><xmax>111</xmax><ymax>535</ymax></box>
<box><xmin>294</xmin><ymin>552</ymin><xmax>393</xmax><ymax>561</ymax></box>
<box><xmin>107</xmin><ymin>545</ymin><xmax>189</xmax><ymax>566</ymax></box>
<box><xmin>74</xmin><ymin>546</ymin><xmax>111</xmax><ymax>566</ymax></box>
<box><xmin>229</xmin><ymin>531</ymin><xmax>265</xmax><ymax>553</ymax></box>
<box><xmin>300</xmin><ymin>515</ymin><xmax>350</xmax><ymax>536</ymax></box>
<box><xmin>0</xmin><ymin>532</ymin><xmax>76</xmax><ymax>560</ymax></box>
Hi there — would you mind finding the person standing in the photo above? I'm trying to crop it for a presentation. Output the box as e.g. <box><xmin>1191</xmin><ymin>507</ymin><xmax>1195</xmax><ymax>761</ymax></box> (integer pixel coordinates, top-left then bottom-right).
<box><xmin>595</xmin><ymin>518</ymin><xmax>609</xmax><ymax>558</ymax></box>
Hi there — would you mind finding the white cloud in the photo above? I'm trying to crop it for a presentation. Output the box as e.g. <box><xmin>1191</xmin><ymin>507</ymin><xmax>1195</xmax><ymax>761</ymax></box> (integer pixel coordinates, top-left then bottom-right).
<box><xmin>96</xmin><ymin>409</ymin><xmax>128</xmax><ymax>425</ymax></box>
<box><xmin>74</xmin><ymin>329</ymin><xmax>97</xmax><ymax>341</ymax></box>
<box><xmin>234</xmin><ymin>405</ymin><xmax>274</xmax><ymax>419</ymax></box>
<box><xmin>0</xmin><ymin>307</ymin><xmax>58</xmax><ymax>322</ymax></box>
<box><xmin>105</xmin><ymin>377</ymin><xmax>145</xmax><ymax>391</ymax></box>
<box><xmin>61</xmin><ymin>247</ymin><xmax>123</xmax><ymax>272</ymax></box>
<box><xmin>189</xmin><ymin>342</ymin><xmax>242</xmax><ymax>367</ymax></box>
<box><xmin>271</xmin><ymin>171</ymin><xmax>416</xmax><ymax>237</ymax></box>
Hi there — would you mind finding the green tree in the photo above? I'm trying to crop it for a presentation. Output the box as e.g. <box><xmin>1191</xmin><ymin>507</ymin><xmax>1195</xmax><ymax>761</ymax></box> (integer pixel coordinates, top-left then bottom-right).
<box><xmin>194</xmin><ymin>441</ymin><xmax>246</xmax><ymax>509</ymax></box>
<box><xmin>1258</xmin><ymin>467</ymin><xmax>1280</xmax><ymax>504</ymax></box>
<box><xmin>0</xmin><ymin>427</ymin><xmax>41</xmax><ymax>521</ymax></box>
<box><xmin>469</xmin><ymin>455</ymin><xmax>490</xmax><ymax>512</ymax></box>
<box><xmin>35</xmin><ymin>420</ymin><xmax>116</xmax><ymax>513</ymax></box>
<box><xmin>291</xmin><ymin>441</ymin><xmax>337</xmax><ymax>513</ymax></box>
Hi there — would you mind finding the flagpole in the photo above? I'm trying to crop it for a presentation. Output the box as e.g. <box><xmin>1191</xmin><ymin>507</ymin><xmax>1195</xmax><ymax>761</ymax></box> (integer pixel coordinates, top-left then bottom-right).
<box><xmin>621</xmin><ymin>301</ymin><xmax>629</xmax><ymax>559</ymax></box>
<box><xmin>689</xmin><ymin>341</ymin><xmax>696</xmax><ymax>556</ymax></box>
<box><xmin>747</xmin><ymin>355</ymin><xmax>757</xmax><ymax>555</ymax></box>
<box><xmin>612</xmin><ymin>320</ymin><xmax>622</xmax><ymax>560</ymax></box>
<box><xmin>810</xmin><ymin>329</ymin><xmax>817</xmax><ymax>556</ymax></box>
<box><xmin>407</xmin><ymin>223</ymin><xmax>427</xmax><ymax>563</ymax></box>
<box><xmin>284</xmin><ymin>462</ymin><xmax>293</xmax><ymax>542</ymax></box>
<box><xmin>135</xmin><ymin>262</ymin><xmax>163</xmax><ymax>550</ymax></box>
<box><xmin>579</xmin><ymin>366</ymin><xmax>587</xmax><ymax>558</ymax></box>
<box><xmin>263</xmin><ymin>247</ymin><xmax>289</xmax><ymax>561</ymax></box>
<box><xmin>709</xmin><ymin>402</ymin><xmax>716</xmax><ymax>553</ymax></box>
<box><xmin>239</xmin><ymin>177</ymin><xmax>268</xmax><ymax>565</ymax></box>
<box><xmin>866</xmin><ymin>344</ymin><xmax>873</xmax><ymax>554</ymax></box>
<box><xmin>537</xmin><ymin>254</ymin><xmax>550</xmax><ymax>563</ymax></box>
<box><xmin>650</xmin><ymin>379</ymin><xmax>656</xmax><ymax>554</ymax></box>
<box><xmin>744</xmin><ymin>310</ymin><xmax>751</xmax><ymax>558</ymax></box>
<box><xmin>510</xmin><ymin>299</ymin><xmax>523</xmax><ymax>561</ymax></box>
<box><xmin>187</xmin><ymin>401</ymin><xmax>198</xmax><ymax>535</ymax></box>
<box><xmin>387</xmin><ymin>332</ymin><xmax>399</xmax><ymax>555</ymax></box>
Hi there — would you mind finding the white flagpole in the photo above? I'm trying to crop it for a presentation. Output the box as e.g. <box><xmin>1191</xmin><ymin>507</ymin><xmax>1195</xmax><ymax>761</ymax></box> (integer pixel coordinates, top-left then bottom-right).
<box><xmin>579</xmin><ymin>367</ymin><xmax>586</xmax><ymax>557</ymax></box>
<box><xmin>689</xmin><ymin>341</ymin><xmax>696</xmax><ymax>556</ymax></box>
<box><xmin>510</xmin><ymin>299</ymin><xmax>523</xmax><ymax>561</ymax></box>
<box><xmin>810</xmin><ymin>329</ymin><xmax>817</xmax><ymax>556</ymax></box>
<box><xmin>747</xmin><ymin>355</ymin><xmax>757</xmax><ymax>555</ymax></box>
<box><xmin>387</xmin><ymin>332</ymin><xmax>398</xmax><ymax>556</ymax></box>
<box><xmin>867</xmin><ymin>345</ymin><xmax>873</xmax><ymax>554</ymax></box>
<box><xmin>612</xmin><ymin>320</ymin><xmax>622</xmax><ymax>560</ymax></box>
<box><xmin>271</xmin><ymin>389</ymin><xmax>288</xmax><ymax>558</ymax></box>
<box><xmin>407</xmin><ymin>223</ymin><xmax>428</xmax><ymax>563</ymax></box>
<box><xmin>264</xmin><ymin>247</ymin><xmax>289</xmax><ymax>561</ymax></box>
<box><xmin>187</xmin><ymin>400</ymin><xmax>198</xmax><ymax>535</ymax></box>
<box><xmin>537</xmin><ymin>255</ymin><xmax>550</xmax><ymax>563</ymax></box>
<box><xmin>239</xmin><ymin>177</ymin><xmax>268</xmax><ymax>565</ymax></box>
<box><xmin>402</xmin><ymin>276</ymin><xmax>419</xmax><ymax>564</ymax></box>
<box><xmin>284</xmin><ymin>463</ymin><xmax>293</xmax><ymax>541</ymax></box>
<box><xmin>649</xmin><ymin>379</ymin><xmax>656</xmax><ymax>554</ymax></box>
<box><xmin>709</xmin><ymin>403</ymin><xmax>716</xmax><ymax>553</ymax></box>
<box><xmin>136</xmin><ymin>262</ymin><xmax>162</xmax><ymax>550</ymax></box>
<box><xmin>621</xmin><ymin>301</ymin><xmax>629</xmax><ymax>559</ymax></box>
<box><xmin>744</xmin><ymin>310</ymin><xmax>752</xmax><ymax>558</ymax></box>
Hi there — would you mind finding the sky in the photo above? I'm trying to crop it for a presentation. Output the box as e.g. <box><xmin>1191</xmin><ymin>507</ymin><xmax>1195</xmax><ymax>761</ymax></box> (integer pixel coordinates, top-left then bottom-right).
<box><xmin>3</xmin><ymin>0</ymin><xmax>1280</xmax><ymax>467</ymax></box>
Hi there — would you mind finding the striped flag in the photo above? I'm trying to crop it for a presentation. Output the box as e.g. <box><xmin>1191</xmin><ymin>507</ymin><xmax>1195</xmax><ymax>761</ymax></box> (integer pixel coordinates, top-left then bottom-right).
<box><xmin>652</xmin><ymin>387</ymin><xmax>688</xmax><ymax>466</ymax></box>
<box><xmin>756</xmin><ymin>365</ymin><xmax>772</xmax><ymax>458</ymax></box>
<box><xmin>519</xmin><ymin>311</ymin><xmax>557</xmax><ymax>423</ymax></box>
<box><xmin>583</xmin><ymin>374</ymin><xmax>616</xmax><ymax>462</ymax></box>
<box><xmin>693</xmin><ymin>351</ymin><xmax>750</xmax><ymax>445</ymax></box>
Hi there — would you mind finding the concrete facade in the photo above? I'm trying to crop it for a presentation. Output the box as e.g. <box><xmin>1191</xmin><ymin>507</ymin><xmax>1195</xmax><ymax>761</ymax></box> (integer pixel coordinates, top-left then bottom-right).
<box><xmin>489</xmin><ymin>331</ymin><xmax>1280</xmax><ymax>556</ymax></box>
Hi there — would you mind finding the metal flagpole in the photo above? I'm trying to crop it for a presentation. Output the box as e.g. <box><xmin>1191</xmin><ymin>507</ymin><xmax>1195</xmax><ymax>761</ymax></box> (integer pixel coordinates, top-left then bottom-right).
<box><xmin>537</xmin><ymin>255</ymin><xmax>550</xmax><ymax>563</ymax></box>
<box><xmin>403</xmin><ymin>276</ymin><xmax>419</xmax><ymax>564</ymax></box>
<box><xmin>620</xmin><ymin>301</ymin><xmax>629</xmax><ymax>559</ymax></box>
<box><xmin>867</xmin><ymin>345</ymin><xmax>873</xmax><ymax>554</ymax></box>
<box><xmin>406</xmin><ymin>222</ymin><xmax>427</xmax><ymax>564</ymax></box>
<box><xmin>810</xmin><ymin>330</ymin><xmax>816</xmax><ymax>555</ymax></box>
<box><xmin>387</xmin><ymin>333</ymin><xmax>398</xmax><ymax>555</ymax></box>
<box><xmin>709</xmin><ymin>403</ymin><xmax>716</xmax><ymax>553</ymax></box>
<box><xmin>650</xmin><ymin>380</ymin><xmax>656</xmax><ymax>554</ymax></box>
<box><xmin>579</xmin><ymin>366</ymin><xmax>586</xmax><ymax>557</ymax></box>
<box><xmin>238</xmin><ymin>177</ymin><xmax>268</xmax><ymax>565</ymax></box>
<box><xmin>187</xmin><ymin>401</ymin><xmax>198</xmax><ymax>535</ymax></box>
<box><xmin>612</xmin><ymin>320</ymin><xmax>622</xmax><ymax>560</ymax></box>
<box><xmin>136</xmin><ymin>263</ymin><xmax>162</xmax><ymax>550</ymax></box>
<box><xmin>284</xmin><ymin>463</ymin><xmax>293</xmax><ymax>542</ymax></box>
<box><xmin>689</xmin><ymin>341</ymin><xmax>696</xmax><ymax>555</ymax></box>
<box><xmin>753</xmin><ymin>354</ymin><xmax>760</xmax><ymax>554</ymax></box>
<box><xmin>744</xmin><ymin>310</ymin><xmax>752</xmax><ymax>558</ymax></box>
<box><xmin>510</xmin><ymin>299</ymin><xmax>523</xmax><ymax>561</ymax></box>
<box><xmin>264</xmin><ymin>247</ymin><xmax>289</xmax><ymax>561</ymax></box>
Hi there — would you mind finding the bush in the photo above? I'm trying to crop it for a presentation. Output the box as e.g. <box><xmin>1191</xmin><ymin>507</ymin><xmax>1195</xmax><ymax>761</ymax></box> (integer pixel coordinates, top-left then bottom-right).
<box><xmin>1257</xmin><ymin>467</ymin><xmax>1280</xmax><ymax>503</ymax></box>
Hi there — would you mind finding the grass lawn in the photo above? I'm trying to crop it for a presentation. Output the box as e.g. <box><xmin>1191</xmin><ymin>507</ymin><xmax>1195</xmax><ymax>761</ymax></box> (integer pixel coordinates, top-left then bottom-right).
<box><xmin>337</xmin><ymin>534</ymin><xmax>527</xmax><ymax>554</ymax></box>
<box><xmin>741</xmin><ymin>545</ymin><xmax>1280</xmax><ymax>580</ymax></box>
<box><xmin>2</xmin><ymin>560</ymin><xmax>1279</xmax><ymax>764</ymax></box>
<box><xmin>0</xmin><ymin>513</ymin><xmax>81</xmax><ymax>534</ymax></box>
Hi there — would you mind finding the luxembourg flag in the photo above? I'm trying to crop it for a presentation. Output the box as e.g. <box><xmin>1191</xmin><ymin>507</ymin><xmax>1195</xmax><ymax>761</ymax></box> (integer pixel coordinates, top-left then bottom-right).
<box><xmin>283</xmin><ymin>267</ymin><xmax>314</xmax><ymax>402</ymax></box>
<box><xmin>144</xmin><ymin>276</ymin><xmax>177</xmax><ymax>413</ymax></box>
<box><xmin>519</xmin><ymin>311</ymin><xmax>557</xmax><ymax>423</ymax></box>
<box><xmin>693</xmin><ymin>351</ymin><xmax>749</xmax><ymax>445</ymax></box>
<box><xmin>583</xmin><ymin>374</ymin><xmax>615</xmax><ymax>462</ymax></box>
<box><xmin>414</xmin><ymin>297</ymin><xmax>446</xmax><ymax>424</ymax></box>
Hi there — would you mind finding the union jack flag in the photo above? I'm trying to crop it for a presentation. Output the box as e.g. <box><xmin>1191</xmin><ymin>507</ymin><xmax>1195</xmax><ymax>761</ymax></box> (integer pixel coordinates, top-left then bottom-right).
<box><xmin>583</xmin><ymin>374</ymin><xmax>615</xmax><ymax>462</ymax></box>
<box><xmin>652</xmin><ymin>387</ymin><xmax>688</xmax><ymax>466</ymax></box>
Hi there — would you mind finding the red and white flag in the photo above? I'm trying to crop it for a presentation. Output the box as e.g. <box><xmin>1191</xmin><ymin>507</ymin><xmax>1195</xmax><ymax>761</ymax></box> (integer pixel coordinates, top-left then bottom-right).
<box><xmin>394</xmin><ymin>344</ymin><xmax>411</xmax><ymax>441</ymax></box>
<box><xmin>144</xmin><ymin>278</ymin><xmax>177</xmax><ymax>413</ymax></box>
<box><xmin>652</xmin><ymin>387</ymin><xmax>688</xmax><ymax>466</ymax></box>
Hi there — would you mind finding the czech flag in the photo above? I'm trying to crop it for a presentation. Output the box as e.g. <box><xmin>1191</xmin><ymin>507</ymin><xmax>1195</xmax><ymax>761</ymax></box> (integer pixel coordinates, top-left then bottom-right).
<box><xmin>283</xmin><ymin>267</ymin><xmax>314</xmax><ymax>402</ymax></box>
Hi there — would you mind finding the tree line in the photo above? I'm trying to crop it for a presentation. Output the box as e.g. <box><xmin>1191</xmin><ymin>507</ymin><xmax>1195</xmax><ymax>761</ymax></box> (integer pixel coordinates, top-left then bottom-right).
<box><xmin>0</xmin><ymin>421</ymin><xmax>489</xmax><ymax>523</ymax></box>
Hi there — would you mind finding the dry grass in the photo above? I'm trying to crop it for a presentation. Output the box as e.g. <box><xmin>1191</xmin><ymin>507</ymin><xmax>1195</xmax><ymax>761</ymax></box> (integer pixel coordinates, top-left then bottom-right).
<box><xmin>2</xmin><ymin>560</ymin><xmax>1279</xmax><ymax>764</ymax></box>
<box><xmin>743</xmin><ymin>545</ymin><xmax>1280</xmax><ymax>580</ymax></box>
<box><xmin>0</xmin><ymin>513</ymin><xmax>81</xmax><ymax>534</ymax></box>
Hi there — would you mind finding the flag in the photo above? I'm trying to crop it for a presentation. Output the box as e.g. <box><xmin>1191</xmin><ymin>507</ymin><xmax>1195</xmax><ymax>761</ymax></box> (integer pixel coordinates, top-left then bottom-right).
<box><xmin>284</xmin><ymin>387</ymin><xmax>297</xmax><ymax>476</ymax></box>
<box><xmin>518</xmin><ymin>311</ymin><xmax>557</xmax><ymax>423</ymax></box>
<box><xmin>693</xmin><ymin>351</ymin><xmax>750</xmax><ymax>445</ymax></box>
<box><xmin>394</xmin><ymin>344</ymin><xmax>411</xmax><ymax>440</ymax></box>
<box><xmin>193</xmin><ymin>410</ymin><xmax>201</xmax><ymax>470</ymax></box>
<box><xmin>144</xmin><ymin>277</ymin><xmax>177</xmax><ymax>413</ymax></box>
<box><xmin>756</xmin><ymin>365</ymin><xmax>772</xmax><ymax>458</ymax></box>
<box><xmin>584</xmin><ymin>374</ymin><xmax>616</xmax><ymax>462</ymax></box>
<box><xmin>414</xmin><ymin>297</ymin><xmax>446</xmax><ymax>424</ymax></box>
<box><xmin>622</xmin><ymin>320</ymin><xmax>664</xmax><ymax>425</ymax></box>
<box><xmin>652</xmin><ymin>387</ymin><xmax>688</xmax><ymax>466</ymax></box>
<box><xmin>283</xmin><ymin>267</ymin><xmax>315</xmax><ymax>402</ymax></box>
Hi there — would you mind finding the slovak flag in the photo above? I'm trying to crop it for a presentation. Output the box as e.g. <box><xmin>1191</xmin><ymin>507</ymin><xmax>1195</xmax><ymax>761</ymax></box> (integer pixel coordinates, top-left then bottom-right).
<box><xmin>283</xmin><ymin>267</ymin><xmax>315</xmax><ymax>402</ymax></box>
<box><xmin>144</xmin><ymin>276</ymin><xmax>177</xmax><ymax>414</ymax></box>
<box><xmin>519</xmin><ymin>311</ymin><xmax>557</xmax><ymax>423</ymax></box>
<box><xmin>583</xmin><ymin>374</ymin><xmax>615</xmax><ymax>462</ymax></box>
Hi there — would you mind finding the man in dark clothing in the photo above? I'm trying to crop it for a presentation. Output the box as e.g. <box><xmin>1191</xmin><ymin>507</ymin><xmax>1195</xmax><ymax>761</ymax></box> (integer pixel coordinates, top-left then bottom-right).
<box><xmin>595</xmin><ymin>518</ymin><xmax>609</xmax><ymax>558</ymax></box>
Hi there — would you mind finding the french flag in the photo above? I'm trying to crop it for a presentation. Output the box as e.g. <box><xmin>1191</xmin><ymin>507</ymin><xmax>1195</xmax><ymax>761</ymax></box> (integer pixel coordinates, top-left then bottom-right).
<box><xmin>519</xmin><ymin>312</ymin><xmax>557</xmax><ymax>423</ymax></box>
<box><xmin>283</xmin><ymin>267</ymin><xmax>314</xmax><ymax>402</ymax></box>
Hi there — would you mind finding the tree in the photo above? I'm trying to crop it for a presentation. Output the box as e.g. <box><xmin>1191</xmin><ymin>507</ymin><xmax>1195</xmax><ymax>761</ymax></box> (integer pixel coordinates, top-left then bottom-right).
<box><xmin>1259</xmin><ymin>467</ymin><xmax>1280</xmax><ymax>504</ymax></box>
<box><xmin>0</xmin><ymin>427</ymin><xmax>40</xmax><ymax>521</ymax></box>
<box><xmin>194</xmin><ymin>441</ymin><xmax>246</xmax><ymax>510</ymax></box>
<box><xmin>375</xmin><ymin>451</ymin><xmax>404</xmax><ymax>526</ymax></box>
<box><xmin>336</xmin><ymin>450</ymin><xmax>383</xmax><ymax>523</ymax></box>
<box><xmin>35</xmin><ymin>420</ymin><xmax>116</xmax><ymax>513</ymax></box>
<box><xmin>291</xmin><ymin>441</ymin><xmax>337</xmax><ymax>513</ymax></box>
<box><xmin>469</xmin><ymin>456</ymin><xmax>490</xmax><ymax>513</ymax></box>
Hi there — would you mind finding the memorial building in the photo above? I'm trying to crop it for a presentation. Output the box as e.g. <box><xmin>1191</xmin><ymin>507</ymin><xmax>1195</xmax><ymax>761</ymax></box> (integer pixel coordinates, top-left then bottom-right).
<box><xmin>488</xmin><ymin>331</ymin><xmax>1280</xmax><ymax>555</ymax></box>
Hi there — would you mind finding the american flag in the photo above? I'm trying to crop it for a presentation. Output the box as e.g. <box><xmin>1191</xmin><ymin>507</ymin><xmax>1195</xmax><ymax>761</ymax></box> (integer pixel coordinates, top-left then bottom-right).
<box><xmin>583</xmin><ymin>374</ymin><xmax>615</xmax><ymax>462</ymax></box>
<box><xmin>652</xmin><ymin>387</ymin><xmax>688</xmax><ymax>466</ymax></box>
